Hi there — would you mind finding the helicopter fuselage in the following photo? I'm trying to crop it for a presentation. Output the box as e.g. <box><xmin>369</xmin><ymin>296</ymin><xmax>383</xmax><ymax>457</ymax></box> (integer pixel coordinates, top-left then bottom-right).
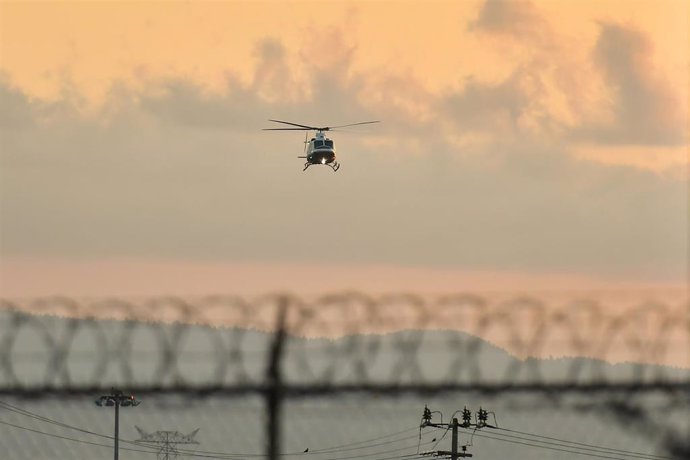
<box><xmin>307</xmin><ymin>134</ymin><xmax>336</xmax><ymax>163</ymax></box>
<box><xmin>307</xmin><ymin>149</ymin><xmax>336</xmax><ymax>165</ymax></box>
<box><xmin>302</xmin><ymin>131</ymin><xmax>339</xmax><ymax>170</ymax></box>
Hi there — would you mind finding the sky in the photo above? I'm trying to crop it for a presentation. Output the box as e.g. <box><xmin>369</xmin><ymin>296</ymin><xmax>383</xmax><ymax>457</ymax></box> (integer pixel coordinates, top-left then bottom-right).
<box><xmin>0</xmin><ymin>0</ymin><xmax>688</xmax><ymax>297</ymax></box>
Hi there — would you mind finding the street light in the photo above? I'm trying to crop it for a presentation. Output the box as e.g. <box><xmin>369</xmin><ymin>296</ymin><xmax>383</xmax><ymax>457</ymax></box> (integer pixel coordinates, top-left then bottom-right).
<box><xmin>95</xmin><ymin>389</ymin><xmax>141</xmax><ymax>460</ymax></box>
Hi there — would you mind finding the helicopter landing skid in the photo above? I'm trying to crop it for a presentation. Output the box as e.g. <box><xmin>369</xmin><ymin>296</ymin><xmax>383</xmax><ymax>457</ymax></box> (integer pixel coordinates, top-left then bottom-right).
<box><xmin>303</xmin><ymin>162</ymin><xmax>340</xmax><ymax>172</ymax></box>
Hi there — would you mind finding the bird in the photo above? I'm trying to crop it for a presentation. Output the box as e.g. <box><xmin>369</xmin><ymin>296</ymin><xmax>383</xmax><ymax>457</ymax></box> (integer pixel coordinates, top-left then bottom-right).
<box><xmin>431</xmin><ymin>438</ymin><xmax>436</xmax><ymax>442</ymax></box>
<box><xmin>303</xmin><ymin>448</ymin><xmax>309</xmax><ymax>453</ymax></box>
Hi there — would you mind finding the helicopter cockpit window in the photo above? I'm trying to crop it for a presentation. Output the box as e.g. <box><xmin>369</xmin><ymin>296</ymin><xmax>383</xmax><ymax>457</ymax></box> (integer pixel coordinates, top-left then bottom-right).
<box><xmin>325</xmin><ymin>140</ymin><xmax>334</xmax><ymax>147</ymax></box>
<box><xmin>314</xmin><ymin>140</ymin><xmax>325</xmax><ymax>148</ymax></box>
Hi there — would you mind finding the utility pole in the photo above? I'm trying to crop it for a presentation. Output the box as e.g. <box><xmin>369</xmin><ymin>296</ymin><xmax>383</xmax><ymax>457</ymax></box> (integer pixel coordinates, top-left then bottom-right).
<box><xmin>420</xmin><ymin>405</ymin><xmax>497</xmax><ymax>459</ymax></box>
<box><xmin>95</xmin><ymin>389</ymin><xmax>141</xmax><ymax>460</ymax></box>
<box><xmin>451</xmin><ymin>418</ymin><xmax>459</xmax><ymax>460</ymax></box>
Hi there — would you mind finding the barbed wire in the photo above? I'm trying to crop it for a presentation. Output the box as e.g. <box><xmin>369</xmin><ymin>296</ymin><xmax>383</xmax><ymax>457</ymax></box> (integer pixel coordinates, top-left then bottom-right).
<box><xmin>0</xmin><ymin>293</ymin><xmax>688</xmax><ymax>394</ymax></box>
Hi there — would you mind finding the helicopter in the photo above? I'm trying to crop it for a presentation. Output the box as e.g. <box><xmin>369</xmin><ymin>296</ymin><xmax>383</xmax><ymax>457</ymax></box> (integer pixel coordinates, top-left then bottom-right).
<box><xmin>263</xmin><ymin>119</ymin><xmax>379</xmax><ymax>171</ymax></box>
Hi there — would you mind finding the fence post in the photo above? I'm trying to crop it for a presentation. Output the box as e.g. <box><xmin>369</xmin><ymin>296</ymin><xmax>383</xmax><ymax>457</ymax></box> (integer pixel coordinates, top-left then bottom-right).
<box><xmin>266</xmin><ymin>297</ymin><xmax>288</xmax><ymax>460</ymax></box>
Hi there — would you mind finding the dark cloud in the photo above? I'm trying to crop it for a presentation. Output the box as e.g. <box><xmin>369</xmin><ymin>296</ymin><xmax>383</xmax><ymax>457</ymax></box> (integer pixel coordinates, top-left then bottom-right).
<box><xmin>572</xmin><ymin>22</ymin><xmax>687</xmax><ymax>146</ymax></box>
<box><xmin>137</xmin><ymin>78</ymin><xmax>270</xmax><ymax>130</ymax></box>
<box><xmin>442</xmin><ymin>71</ymin><xmax>530</xmax><ymax>135</ymax></box>
<box><xmin>470</xmin><ymin>0</ymin><xmax>544</xmax><ymax>39</ymax></box>
<box><xmin>137</xmin><ymin>31</ymin><xmax>381</xmax><ymax>133</ymax></box>
<box><xmin>0</xmin><ymin>77</ymin><xmax>35</xmax><ymax>129</ymax></box>
<box><xmin>255</xmin><ymin>37</ymin><xmax>285</xmax><ymax>61</ymax></box>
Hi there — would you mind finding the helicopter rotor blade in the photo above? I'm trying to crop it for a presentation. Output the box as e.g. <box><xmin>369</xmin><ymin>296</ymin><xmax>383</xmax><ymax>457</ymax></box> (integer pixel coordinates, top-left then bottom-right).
<box><xmin>304</xmin><ymin>131</ymin><xmax>309</xmax><ymax>154</ymax></box>
<box><xmin>328</xmin><ymin>128</ymin><xmax>369</xmax><ymax>133</ymax></box>
<box><xmin>267</xmin><ymin>119</ymin><xmax>318</xmax><ymax>130</ymax></box>
<box><xmin>327</xmin><ymin>120</ymin><xmax>380</xmax><ymax>129</ymax></box>
<box><xmin>262</xmin><ymin>128</ymin><xmax>313</xmax><ymax>131</ymax></box>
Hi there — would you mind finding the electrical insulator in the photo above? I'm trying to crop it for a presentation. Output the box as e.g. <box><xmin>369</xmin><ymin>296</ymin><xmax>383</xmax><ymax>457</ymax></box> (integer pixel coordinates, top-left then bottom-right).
<box><xmin>461</xmin><ymin>407</ymin><xmax>472</xmax><ymax>427</ymax></box>
<box><xmin>477</xmin><ymin>408</ymin><xmax>488</xmax><ymax>427</ymax></box>
<box><xmin>422</xmin><ymin>405</ymin><xmax>432</xmax><ymax>426</ymax></box>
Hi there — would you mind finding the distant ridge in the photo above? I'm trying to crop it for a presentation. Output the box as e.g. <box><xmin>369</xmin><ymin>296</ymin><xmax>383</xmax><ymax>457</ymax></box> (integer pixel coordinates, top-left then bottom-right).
<box><xmin>1</xmin><ymin>309</ymin><xmax>687</xmax><ymax>391</ymax></box>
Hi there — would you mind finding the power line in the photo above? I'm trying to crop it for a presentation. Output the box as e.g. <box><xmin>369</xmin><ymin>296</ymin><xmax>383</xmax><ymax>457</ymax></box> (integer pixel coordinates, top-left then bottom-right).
<box><xmin>496</xmin><ymin>426</ymin><xmax>674</xmax><ymax>460</ymax></box>
<box><xmin>458</xmin><ymin>428</ymin><xmax>643</xmax><ymax>460</ymax></box>
<box><xmin>4</xmin><ymin>398</ymin><xmax>670</xmax><ymax>460</ymax></box>
<box><xmin>0</xmin><ymin>417</ymin><xmax>242</xmax><ymax>460</ymax></box>
<box><xmin>169</xmin><ymin>451</ymin><xmax>426</xmax><ymax>460</ymax></box>
<box><xmin>0</xmin><ymin>399</ymin><xmax>159</xmax><ymax>453</ymax></box>
<box><xmin>143</xmin><ymin>427</ymin><xmax>437</xmax><ymax>459</ymax></box>
<box><xmin>421</xmin><ymin>405</ymin><xmax>670</xmax><ymax>460</ymax></box>
<box><xmin>136</xmin><ymin>426</ymin><xmax>200</xmax><ymax>460</ymax></box>
<box><xmin>305</xmin><ymin>432</ymin><xmax>436</xmax><ymax>454</ymax></box>
<box><xmin>0</xmin><ymin>400</ymin><xmax>114</xmax><ymax>439</ymax></box>
<box><xmin>172</xmin><ymin>436</ymin><xmax>441</xmax><ymax>460</ymax></box>
<box><xmin>461</xmin><ymin>426</ymin><xmax>670</xmax><ymax>460</ymax></box>
<box><xmin>0</xmin><ymin>419</ymin><xmax>158</xmax><ymax>455</ymax></box>
<box><xmin>309</xmin><ymin>427</ymin><xmax>429</xmax><ymax>453</ymax></box>
<box><xmin>427</xmin><ymin>425</ymin><xmax>451</xmax><ymax>451</ymax></box>
<box><xmin>2</xmin><ymin>400</ymin><xmax>241</xmax><ymax>459</ymax></box>
<box><xmin>145</xmin><ymin>421</ymin><xmax>436</xmax><ymax>459</ymax></box>
<box><xmin>170</xmin><ymin>450</ymin><xmax>428</xmax><ymax>460</ymax></box>
<box><xmin>1</xmin><ymin>400</ymin><xmax>435</xmax><ymax>460</ymax></box>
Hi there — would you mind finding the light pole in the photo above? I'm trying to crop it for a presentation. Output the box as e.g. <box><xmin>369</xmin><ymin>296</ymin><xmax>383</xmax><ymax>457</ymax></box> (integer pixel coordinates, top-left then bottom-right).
<box><xmin>96</xmin><ymin>389</ymin><xmax>141</xmax><ymax>460</ymax></box>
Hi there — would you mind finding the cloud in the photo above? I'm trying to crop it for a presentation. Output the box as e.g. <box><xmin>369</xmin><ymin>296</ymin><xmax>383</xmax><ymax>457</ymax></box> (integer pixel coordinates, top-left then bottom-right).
<box><xmin>1</xmin><ymin>3</ymin><xmax>687</xmax><ymax>296</ymax></box>
<box><xmin>454</xmin><ymin>1</ymin><xmax>594</xmax><ymax>143</ymax></box>
<box><xmin>443</xmin><ymin>73</ymin><xmax>527</xmax><ymax>134</ymax></box>
<box><xmin>572</xmin><ymin>22</ymin><xmax>688</xmax><ymax>146</ymax></box>
<box><xmin>462</xmin><ymin>5</ymin><xmax>688</xmax><ymax>174</ymax></box>
<box><xmin>1</xmin><ymin>27</ymin><xmax>687</xmax><ymax>283</ymax></box>
<box><xmin>0</xmin><ymin>55</ymin><xmax>687</xmax><ymax>282</ymax></box>
<box><xmin>470</xmin><ymin>0</ymin><xmax>546</xmax><ymax>40</ymax></box>
<box><xmin>0</xmin><ymin>77</ymin><xmax>36</xmax><ymax>129</ymax></box>
<box><xmin>137</xmin><ymin>78</ymin><xmax>269</xmax><ymax>131</ymax></box>
<box><xmin>439</xmin><ymin>65</ymin><xmax>568</xmax><ymax>142</ymax></box>
<box><xmin>252</xmin><ymin>37</ymin><xmax>307</xmax><ymax>104</ymax></box>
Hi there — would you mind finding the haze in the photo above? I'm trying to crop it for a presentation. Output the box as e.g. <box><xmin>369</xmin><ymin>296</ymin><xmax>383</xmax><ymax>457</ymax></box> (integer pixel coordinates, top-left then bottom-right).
<box><xmin>0</xmin><ymin>0</ymin><xmax>688</xmax><ymax>297</ymax></box>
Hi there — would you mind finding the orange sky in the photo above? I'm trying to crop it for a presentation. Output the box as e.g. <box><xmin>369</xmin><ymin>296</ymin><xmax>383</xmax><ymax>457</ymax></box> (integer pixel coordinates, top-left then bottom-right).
<box><xmin>3</xmin><ymin>258</ymin><xmax>687</xmax><ymax>298</ymax></box>
<box><xmin>0</xmin><ymin>0</ymin><xmax>688</xmax><ymax>297</ymax></box>
<box><xmin>1</xmin><ymin>1</ymin><xmax>687</xmax><ymax>96</ymax></box>
<box><xmin>1</xmin><ymin>1</ymin><xmax>688</xmax><ymax>171</ymax></box>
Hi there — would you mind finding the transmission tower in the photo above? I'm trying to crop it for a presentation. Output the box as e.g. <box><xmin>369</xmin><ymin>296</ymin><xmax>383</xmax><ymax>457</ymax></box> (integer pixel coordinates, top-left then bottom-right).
<box><xmin>135</xmin><ymin>426</ymin><xmax>200</xmax><ymax>460</ymax></box>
